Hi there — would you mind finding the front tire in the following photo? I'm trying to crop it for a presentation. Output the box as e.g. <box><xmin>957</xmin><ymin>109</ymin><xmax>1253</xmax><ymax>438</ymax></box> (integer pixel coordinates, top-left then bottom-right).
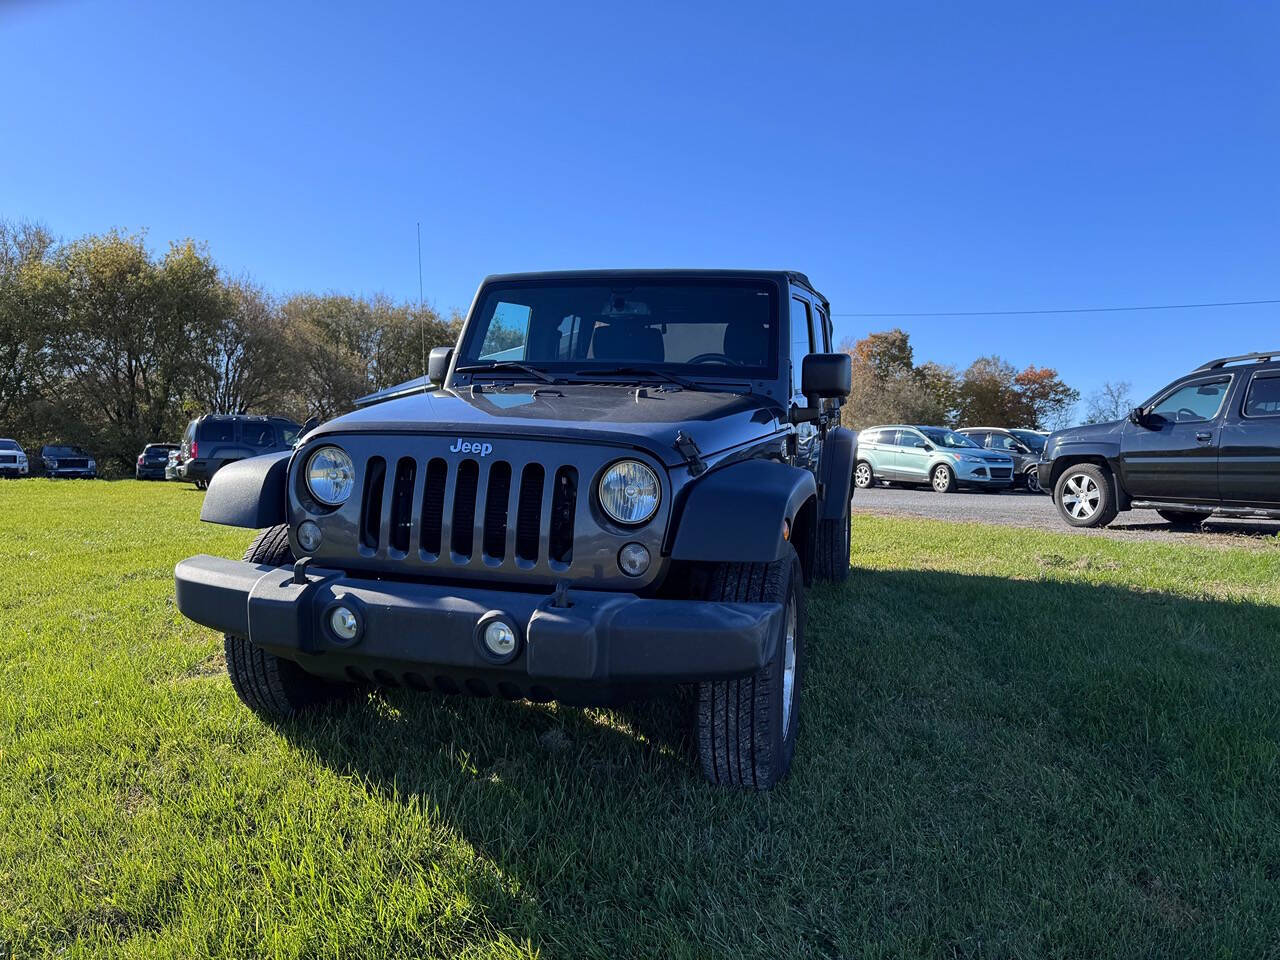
<box><xmin>224</xmin><ymin>525</ymin><xmax>351</xmax><ymax>721</ymax></box>
<box><xmin>1025</xmin><ymin>467</ymin><xmax>1041</xmax><ymax>494</ymax></box>
<box><xmin>931</xmin><ymin>464</ymin><xmax>956</xmax><ymax>493</ymax></box>
<box><xmin>696</xmin><ymin>548</ymin><xmax>804</xmax><ymax>789</ymax></box>
<box><xmin>853</xmin><ymin>461</ymin><xmax>874</xmax><ymax>489</ymax></box>
<box><xmin>1053</xmin><ymin>463</ymin><xmax>1119</xmax><ymax>528</ymax></box>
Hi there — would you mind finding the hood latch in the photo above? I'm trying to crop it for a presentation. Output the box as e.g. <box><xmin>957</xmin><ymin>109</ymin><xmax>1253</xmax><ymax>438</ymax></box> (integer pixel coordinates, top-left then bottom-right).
<box><xmin>673</xmin><ymin>430</ymin><xmax>707</xmax><ymax>477</ymax></box>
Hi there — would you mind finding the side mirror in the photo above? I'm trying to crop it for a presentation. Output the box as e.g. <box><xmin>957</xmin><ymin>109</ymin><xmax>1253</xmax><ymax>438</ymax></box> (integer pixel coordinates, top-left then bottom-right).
<box><xmin>923</xmin><ymin>443</ymin><xmax>935</xmax><ymax>452</ymax></box>
<box><xmin>801</xmin><ymin>353</ymin><xmax>852</xmax><ymax>400</ymax></box>
<box><xmin>1128</xmin><ymin>406</ymin><xmax>1146</xmax><ymax>426</ymax></box>
<box><xmin>428</xmin><ymin>346</ymin><xmax>455</xmax><ymax>386</ymax></box>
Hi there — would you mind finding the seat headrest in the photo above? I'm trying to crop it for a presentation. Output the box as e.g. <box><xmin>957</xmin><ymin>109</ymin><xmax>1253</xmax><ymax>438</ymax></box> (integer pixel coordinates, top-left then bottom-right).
<box><xmin>723</xmin><ymin>320</ymin><xmax>769</xmax><ymax>366</ymax></box>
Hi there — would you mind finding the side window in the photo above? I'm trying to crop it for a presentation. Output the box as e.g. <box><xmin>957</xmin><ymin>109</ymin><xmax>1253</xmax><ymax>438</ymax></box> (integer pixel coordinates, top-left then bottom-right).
<box><xmin>901</xmin><ymin>430</ymin><xmax>928</xmax><ymax>449</ymax></box>
<box><xmin>1243</xmin><ymin>374</ymin><xmax>1280</xmax><ymax>418</ymax></box>
<box><xmin>789</xmin><ymin>297</ymin><xmax>814</xmax><ymax>401</ymax></box>
<box><xmin>815</xmin><ymin>306</ymin><xmax>832</xmax><ymax>351</ymax></box>
<box><xmin>1149</xmin><ymin>377</ymin><xmax>1231</xmax><ymax>424</ymax></box>
<box><xmin>479</xmin><ymin>302</ymin><xmax>532</xmax><ymax>359</ymax></box>
<box><xmin>201</xmin><ymin>420</ymin><xmax>236</xmax><ymax>443</ymax></box>
<box><xmin>863</xmin><ymin>429</ymin><xmax>883</xmax><ymax>445</ymax></box>
<box><xmin>990</xmin><ymin>433</ymin><xmax>1018</xmax><ymax>451</ymax></box>
<box><xmin>244</xmin><ymin>423</ymin><xmax>276</xmax><ymax>447</ymax></box>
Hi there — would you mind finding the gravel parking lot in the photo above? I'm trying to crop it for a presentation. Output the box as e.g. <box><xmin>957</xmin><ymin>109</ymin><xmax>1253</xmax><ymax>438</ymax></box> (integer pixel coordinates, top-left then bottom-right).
<box><xmin>852</xmin><ymin>483</ymin><xmax>1280</xmax><ymax>546</ymax></box>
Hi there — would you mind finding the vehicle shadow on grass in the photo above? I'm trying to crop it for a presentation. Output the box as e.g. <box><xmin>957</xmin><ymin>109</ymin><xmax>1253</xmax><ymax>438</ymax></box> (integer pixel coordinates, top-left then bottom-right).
<box><xmin>271</xmin><ymin>569</ymin><xmax>1280</xmax><ymax>956</ymax></box>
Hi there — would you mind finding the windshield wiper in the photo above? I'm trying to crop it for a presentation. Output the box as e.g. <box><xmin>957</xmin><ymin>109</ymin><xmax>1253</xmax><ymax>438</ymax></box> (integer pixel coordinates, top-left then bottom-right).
<box><xmin>574</xmin><ymin>366</ymin><xmax>730</xmax><ymax>392</ymax></box>
<box><xmin>454</xmin><ymin>361</ymin><xmax>558</xmax><ymax>384</ymax></box>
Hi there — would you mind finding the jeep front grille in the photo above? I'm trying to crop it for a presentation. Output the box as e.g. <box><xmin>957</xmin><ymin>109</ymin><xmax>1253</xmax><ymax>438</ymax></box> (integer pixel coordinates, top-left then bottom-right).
<box><xmin>357</xmin><ymin>455</ymin><xmax>579</xmax><ymax>569</ymax></box>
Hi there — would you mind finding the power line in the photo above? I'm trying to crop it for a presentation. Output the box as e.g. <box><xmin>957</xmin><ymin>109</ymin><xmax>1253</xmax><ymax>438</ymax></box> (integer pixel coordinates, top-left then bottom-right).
<box><xmin>832</xmin><ymin>297</ymin><xmax>1280</xmax><ymax>318</ymax></box>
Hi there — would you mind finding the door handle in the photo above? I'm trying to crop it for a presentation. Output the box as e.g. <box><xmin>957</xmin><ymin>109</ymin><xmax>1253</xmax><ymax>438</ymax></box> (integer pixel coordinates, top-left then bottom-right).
<box><xmin>1195</xmin><ymin>431</ymin><xmax>1213</xmax><ymax>442</ymax></box>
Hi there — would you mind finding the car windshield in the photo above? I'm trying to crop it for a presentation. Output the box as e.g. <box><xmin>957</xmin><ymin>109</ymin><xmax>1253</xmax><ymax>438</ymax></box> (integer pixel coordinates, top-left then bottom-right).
<box><xmin>1009</xmin><ymin>430</ymin><xmax>1046</xmax><ymax>452</ymax></box>
<box><xmin>278</xmin><ymin>422</ymin><xmax>302</xmax><ymax>445</ymax></box>
<box><xmin>918</xmin><ymin>427</ymin><xmax>979</xmax><ymax>449</ymax></box>
<box><xmin>456</xmin><ymin>278</ymin><xmax>778</xmax><ymax>379</ymax></box>
<box><xmin>0</xmin><ymin>440</ymin><xmax>19</xmax><ymax>451</ymax></box>
<box><xmin>44</xmin><ymin>446</ymin><xmax>83</xmax><ymax>456</ymax></box>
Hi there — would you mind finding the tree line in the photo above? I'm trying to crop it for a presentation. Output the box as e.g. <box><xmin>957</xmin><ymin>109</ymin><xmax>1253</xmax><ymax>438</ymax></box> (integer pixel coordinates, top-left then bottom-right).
<box><xmin>0</xmin><ymin>222</ymin><xmax>459</xmax><ymax>474</ymax></box>
<box><xmin>839</xmin><ymin>328</ymin><xmax>1085</xmax><ymax>431</ymax></box>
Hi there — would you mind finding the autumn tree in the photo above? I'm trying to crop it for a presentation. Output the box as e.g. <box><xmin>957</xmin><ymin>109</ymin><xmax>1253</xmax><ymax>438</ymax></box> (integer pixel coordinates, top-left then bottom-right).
<box><xmin>1014</xmin><ymin>365</ymin><xmax>1080</xmax><ymax>430</ymax></box>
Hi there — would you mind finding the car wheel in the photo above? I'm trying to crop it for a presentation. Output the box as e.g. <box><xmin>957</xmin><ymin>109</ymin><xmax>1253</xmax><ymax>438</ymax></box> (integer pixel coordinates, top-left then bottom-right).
<box><xmin>1053</xmin><ymin>464</ymin><xmax>1119</xmax><ymax>528</ymax></box>
<box><xmin>224</xmin><ymin>525</ymin><xmax>352</xmax><ymax>721</ymax></box>
<box><xmin>931</xmin><ymin>464</ymin><xmax>956</xmax><ymax>493</ymax></box>
<box><xmin>1156</xmin><ymin>508</ymin><xmax>1205</xmax><ymax>528</ymax></box>
<box><xmin>696</xmin><ymin>546</ymin><xmax>804</xmax><ymax>789</ymax></box>
<box><xmin>853</xmin><ymin>461</ymin><xmax>873</xmax><ymax>489</ymax></box>
<box><xmin>1025</xmin><ymin>467</ymin><xmax>1041</xmax><ymax>494</ymax></box>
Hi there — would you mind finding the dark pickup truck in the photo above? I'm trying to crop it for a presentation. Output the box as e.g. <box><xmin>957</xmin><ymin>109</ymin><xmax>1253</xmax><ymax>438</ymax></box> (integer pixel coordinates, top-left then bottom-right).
<box><xmin>174</xmin><ymin>269</ymin><xmax>855</xmax><ymax>789</ymax></box>
<box><xmin>1041</xmin><ymin>350</ymin><xmax>1280</xmax><ymax>528</ymax></box>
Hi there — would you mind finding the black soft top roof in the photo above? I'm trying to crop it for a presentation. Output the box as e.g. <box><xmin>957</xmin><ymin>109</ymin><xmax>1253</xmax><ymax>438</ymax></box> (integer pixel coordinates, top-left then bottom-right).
<box><xmin>478</xmin><ymin>269</ymin><xmax>828</xmax><ymax>310</ymax></box>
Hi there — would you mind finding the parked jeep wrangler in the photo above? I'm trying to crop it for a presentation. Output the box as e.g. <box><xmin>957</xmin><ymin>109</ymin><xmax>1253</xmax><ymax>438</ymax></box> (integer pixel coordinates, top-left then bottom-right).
<box><xmin>174</xmin><ymin>270</ymin><xmax>855</xmax><ymax>788</ymax></box>
<box><xmin>1042</xmin><ymin>351</ymin><xmax>1280</xmax><ymax>528</ymax></box>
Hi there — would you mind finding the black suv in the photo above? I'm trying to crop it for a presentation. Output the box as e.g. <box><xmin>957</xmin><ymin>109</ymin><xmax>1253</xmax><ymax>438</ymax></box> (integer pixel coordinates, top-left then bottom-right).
<box><xmin>136</xmin><ymin>442</ymin><xmax>179</xmax><ymax>480</ymax></box>
<box><xmin>174</xmin><ymin>270</ymin><xmax>855</xmax><ymax>789</ymax></box>
<box><xmin>40</xmin><ymin>444</ymin><xmax>97</xmax><ymax>478</ymax></box>
<box><xmin>177</xmin><ymin>415</ymin><xmax>302</xmax><ymax>489</ymax></box>
<box><xmin>1041</xmin><ymin>351</ymin><xmax>1280</xmax><ymax>528</ymax></box>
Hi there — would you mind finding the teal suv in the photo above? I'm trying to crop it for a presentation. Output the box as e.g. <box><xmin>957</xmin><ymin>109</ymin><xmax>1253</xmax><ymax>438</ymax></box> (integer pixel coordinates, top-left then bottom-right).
<box><xmin>854</xmin><ymin>425</ymin><xmax>1016</xmax><ymax>493</ymax></box>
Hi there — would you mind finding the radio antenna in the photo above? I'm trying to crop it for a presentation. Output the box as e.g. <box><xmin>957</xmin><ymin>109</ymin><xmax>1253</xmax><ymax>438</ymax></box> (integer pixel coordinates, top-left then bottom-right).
<box><xmin>417</xmin><ymin>221</ymin><xmax>425</xmax><ymax>381</ymax></box>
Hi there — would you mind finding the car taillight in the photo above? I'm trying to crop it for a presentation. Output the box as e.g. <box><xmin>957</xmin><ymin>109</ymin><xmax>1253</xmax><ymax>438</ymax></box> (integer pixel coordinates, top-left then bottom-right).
<box><xmin>138</xmin><ymin>455</ymin><xmax>145</xmax><ymax>465</ymax></box>
<box><xmin>190</xmin><ymin>441</ymin><xmax>198</xmax><ymax>458</ymax></box>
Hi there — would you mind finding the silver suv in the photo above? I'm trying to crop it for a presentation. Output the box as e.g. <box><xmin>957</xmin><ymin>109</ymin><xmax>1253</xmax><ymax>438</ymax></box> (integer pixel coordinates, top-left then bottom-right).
<box><xmin>855</xmin><ymin>425</ymin><xmax>1016</xmax><ymax>493</ymax></box>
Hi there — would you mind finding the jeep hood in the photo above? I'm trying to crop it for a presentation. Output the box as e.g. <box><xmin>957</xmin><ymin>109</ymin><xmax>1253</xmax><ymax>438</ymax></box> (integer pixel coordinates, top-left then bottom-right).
<box><xmin>308</xmin><ymin>386</ymin><xmax>785</xmax><ymax>467</ymax></box>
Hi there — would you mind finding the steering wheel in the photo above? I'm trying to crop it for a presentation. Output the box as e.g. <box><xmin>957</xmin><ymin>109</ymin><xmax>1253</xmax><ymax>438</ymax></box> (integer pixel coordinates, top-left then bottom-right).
<box><xmin>686</xmin><ymin>352</ymin><xmax>742</xmax><ymax>366</ymax></box>
<box><xmin>1177</xmin><ymin>408</ymin><xmax>1200</xmax><ymax>422</ymax></box>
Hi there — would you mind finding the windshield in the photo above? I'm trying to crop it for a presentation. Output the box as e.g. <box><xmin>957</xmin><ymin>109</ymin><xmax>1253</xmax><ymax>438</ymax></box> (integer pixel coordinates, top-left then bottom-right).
<box><xmin>0</xmin><ymin>440</ymin><xmax>19</xmax><ymax>451</ymax></box>
<box><xmin>456</xmin><ymin>278</ymin><xmax>779</xmax><ymax>378</ymax></box>
<box><xmin>44</xmin><ymin>446</ymin><xmax>84</xmax><ymax>456</ymax></box>
<box><xmin>278</xmin><ymin>422</ymin><xmax>302</xmax><ymax>445</ymax></box>
<box><xmin>1009</xmin><ymin>429</ymin><xmax>1046</xmax><ymax>452</ymax></box>
<box><xmin>918</xmin><ymin>427</ymin><xmax>979</xmax><ymax>449</ymax></box>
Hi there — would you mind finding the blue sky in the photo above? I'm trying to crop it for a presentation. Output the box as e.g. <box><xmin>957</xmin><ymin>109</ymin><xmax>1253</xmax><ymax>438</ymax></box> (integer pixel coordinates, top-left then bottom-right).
<box><xmin>3</xmin><ymin>0</ymin><xmax>1277</xmax><ymax>407</ymax></box>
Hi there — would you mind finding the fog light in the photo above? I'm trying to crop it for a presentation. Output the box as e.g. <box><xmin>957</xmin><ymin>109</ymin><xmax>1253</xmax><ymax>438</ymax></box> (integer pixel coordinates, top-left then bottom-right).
<box><xmin>618</xmin><ymin>542</ymin><xmax>651</xmax><ymax>577</ymax></box>
<box><xmin>297</xmin><ymin>520</ymin><xmax>323</xmax><ymax>552</ymax></box>
<box><xmin>483</xmin><ymin>621</ymin><xmax>517</xmax><ymax>659</ymax></box>
<box><xmin>329</xmin><ymin>605</ymin><xmax>359</xmax><ymax>642</ymax></box>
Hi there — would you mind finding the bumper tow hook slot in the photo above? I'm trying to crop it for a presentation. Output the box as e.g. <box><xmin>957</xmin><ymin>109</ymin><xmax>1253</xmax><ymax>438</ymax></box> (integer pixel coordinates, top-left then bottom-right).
<box><xmin>292</xmin><ymin>556</ymin><xmax>313</xmax><ymax>585</ymax></box>
<box><xmin>550</xmin><ymin>578</ymin><xmax>573</xmax><ymax>609</ymax></box>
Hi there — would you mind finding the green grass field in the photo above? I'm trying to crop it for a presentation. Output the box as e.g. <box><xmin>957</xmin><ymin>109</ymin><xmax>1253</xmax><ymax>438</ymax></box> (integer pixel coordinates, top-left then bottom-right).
<box><xmin>2</xmin><ymin>481</ymin><xmax>1279</xmax><ymax>958</ymax></box>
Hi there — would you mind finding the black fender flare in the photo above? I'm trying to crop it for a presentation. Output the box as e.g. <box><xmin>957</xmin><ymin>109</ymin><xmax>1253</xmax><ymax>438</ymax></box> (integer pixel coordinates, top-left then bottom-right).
<box><xmin>818</xmin><ymin>426</ymin><xmax>856</xmax><ymax>519</ymax></box>
<box><xmin>669</xmin><ymin>459</ymin><xmax>817</xmax><ymax>564</ymax></box>
<box><xmin>199</xmin><ymin>451</ymin><xmax>292</xmax><ymax>528</ymax></box>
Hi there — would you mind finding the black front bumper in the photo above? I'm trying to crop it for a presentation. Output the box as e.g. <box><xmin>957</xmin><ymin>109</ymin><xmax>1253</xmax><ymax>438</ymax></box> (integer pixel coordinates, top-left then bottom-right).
<box><xmin>174</xmin><ymin>555</ymin><xmax>782</xmax><ymax>702</ymax></box>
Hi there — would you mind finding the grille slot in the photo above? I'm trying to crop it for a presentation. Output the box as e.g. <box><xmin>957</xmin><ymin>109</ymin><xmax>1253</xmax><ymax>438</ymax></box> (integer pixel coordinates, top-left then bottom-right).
<box><xmin>483</xmin><ymin>461</ymin><xmax>512</xmax><ymax>560</ymax></box>
<box><xmin>549</xmin><ymin>466</ymin><xmax>578</xmax><ymax>565</ymax></box>
<box><xmin>389</xmin><ymin>457</ymin><xmax>416</xmax><ymax>554</ymax></box>
<box><xmin>360</xmin><ymin>457</ymin><xmax>387</xmax><ymax>549</ymax></box>
<box><xmin>420</xmin><ymin>458</ymin><xmax>447</xmax><ymax>555</ymax></box>
<box><xmin>451</xmin><ymin>459</ymin><xmax>480</xmax><ymax>558</ymax></box>
<box><xmin>515</xmin><ymin>464</ymin><xmax>544</xmax><ymax>563</ymax></box>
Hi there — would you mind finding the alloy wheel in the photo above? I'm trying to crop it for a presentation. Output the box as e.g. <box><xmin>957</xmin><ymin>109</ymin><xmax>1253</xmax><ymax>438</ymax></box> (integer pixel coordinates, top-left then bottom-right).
<box><xmin>1026</xmin><ymin>469</ymin><xmax>1040</xmax><ymax>494</ymax></box>
<box><xmin>1061</xmin><ymin>473</ymin><xmax>1100</xmax><ymax>519</ymax></box>
<box><xmin>854</xmin><ymin>463</ymin><xmax>872</xmax><ymax>488</ymax></box>
<box><xmin>932</xmin><ymin>466</ymin><xmax>951</xmax><ymax>492</ymax></box>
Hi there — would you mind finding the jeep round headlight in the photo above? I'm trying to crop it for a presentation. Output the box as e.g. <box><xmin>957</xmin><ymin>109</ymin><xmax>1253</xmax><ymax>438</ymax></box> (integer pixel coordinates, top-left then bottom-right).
<box><xmin>598</xmin><ymin>460</ymin><xmax>660</xmax><ymax>525</ymax></box>
<box><xmin>306</xmin><ymin>445</ymin><xmax>355</xmax><ymax>506</ymax></box>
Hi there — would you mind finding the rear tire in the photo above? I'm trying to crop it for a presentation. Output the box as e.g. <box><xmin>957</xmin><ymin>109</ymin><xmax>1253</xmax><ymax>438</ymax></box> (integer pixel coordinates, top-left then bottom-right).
<box><xmin>224</xmin><ymin>525</ymin><xmax>351</xmax><ymax>721</ymax></box>
<box><xmin>1025</xmin><ymin>467</ymin><xmax>1041</xmax><ymax>494</ymax></box>
<box><xmin>1053</xmin><ymin>463</ymin><xmax>1119</xmax><ymax>528</ymax></box>
<box><xmin>696</xmin><ymin>548</ymin><xmax>804</xmax><ymax>790</ymax></box>
<box><xmin>1156</xmin><ymin>508</ymin><xmax>1205</xmax><ymax>527</ymax></box>
<box><xmin>853</xmin><ymin>461</ymin><xmax>873</xmax><ymax>489</ymax></box>
<box><xmin>814</xmin><ymin>513</ymin><xmax>851</xmax><ymax>584</ymax></box>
